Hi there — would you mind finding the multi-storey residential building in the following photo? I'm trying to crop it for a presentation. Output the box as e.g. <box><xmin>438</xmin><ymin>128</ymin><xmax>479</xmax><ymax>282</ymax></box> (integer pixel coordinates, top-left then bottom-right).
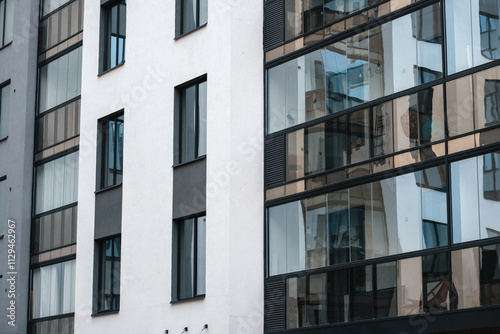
<box><xmin>263</xmin><ymin>0</ymin><xmax>500</xmax><ymax>333</ymax></box>
<box><xmin>2</xmin><ymin>0</ymin><xmax>500</xmax><ymax>334</ymax></box>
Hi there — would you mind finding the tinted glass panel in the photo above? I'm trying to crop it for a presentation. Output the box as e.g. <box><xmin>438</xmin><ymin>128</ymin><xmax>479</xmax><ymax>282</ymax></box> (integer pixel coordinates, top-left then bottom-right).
<box><xmin>452</xmin><ymin>247</ymin><xmax>480</xmax><ymax>309</ymax></box>
<box><xmin>481</xmin><ymin>243</ymin><xmax>500</xmax><ymax>306</ymax></box>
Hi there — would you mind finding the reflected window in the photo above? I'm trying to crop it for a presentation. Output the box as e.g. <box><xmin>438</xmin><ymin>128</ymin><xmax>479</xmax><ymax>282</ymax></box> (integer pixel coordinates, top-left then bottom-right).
<box><xmin>0</xmin><ymin>82</ymin><xmax>10</xmax><ymax>140</ymax></box>
<box><xmin>481</xmin><ymin>243</ymin><xmax>500</xmax><ymax>306</ymax></box>
<box><xmin>179</xmin><ymin>0</ymin><xmax>207</xmax><ymax>36</ymax></box>
<box><xmin>101</xmin><ymin>0</ymin><xmax>126</xmax><ymax>72</ymax></box>
<box><xmin>0</xmin><ymin>0</ymin><xmax>13</xmax><ymax>47</ymax></box>
<box><xmin>483</xmin><ymin>152</ymin><xmax>500</xmax><ymax>201</ymax></box>
<box><xmin>177</xmin><ymin>78</ymin><xmax>207</xmax><ymax>164</ymax></box>
<box><xmin>423</xmin><ymin>252</ymin><xmax>454</xmax><ymax>312</ymax></box>
<box><xmin>479</xmin><ymin>0</ymin><xmax>499</xmax><ymax>60</ymax></box>
<box><xmin>483</xmin><ymin>80</ymin><xmax>500</xmax><ymax>126</ymax></box>
<box><xmin>97</xmin><ymin>236</ymin><xmax>121</xmax><ymax>312</ymax></box>
<box><xmin>174</xmin><ymin>215</ymin><xmax>206</xmax><ymax>300</ymax></box>
<box><xmin>99</xmin><ymin>112</ymin><xmax>124</xmax><ymax>190</ymax></box>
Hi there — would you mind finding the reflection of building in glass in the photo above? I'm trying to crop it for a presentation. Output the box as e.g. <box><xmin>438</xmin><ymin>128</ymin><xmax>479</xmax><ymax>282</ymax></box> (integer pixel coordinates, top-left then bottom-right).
<box><xmin>265</xmin><ymin>0</ymin><xmax>500</xmax><ymax>333</ymax></box>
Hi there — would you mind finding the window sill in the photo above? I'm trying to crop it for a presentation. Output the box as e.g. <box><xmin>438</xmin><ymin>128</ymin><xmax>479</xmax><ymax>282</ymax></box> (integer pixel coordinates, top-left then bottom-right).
<box><xmin>98</xmin><ymin>61</ymin><xmax>125</xmax><ymax>76</ymax></box>
<box><xmin>0</xmin><ymin>136</ymin><xmax>8</xmax><ymax>143</ymax></box>
<box><xmin>172</xmin><ymin>155</ymin><xmax>206</xmax><ymax>169</ymax></box>
<box><xmin>95</xmin><ymin>182</ymin><xmax>122</xmax><ymax>194</ymax></box>
<box><xmin>91</xmin><ymin>310</ymin><xmax>119</xmax><ymax>317</ymax></box>
<box><xmin>174</xmin><ymin>23</ymin><xmax>208</xmax><ymax>40</ymax></box>
<box><xmin>0</xmin><ymin>41</ymin><xmax>13</xmax><ymax>52</ymax></box>
<box><xmin>170</xmin><ymin>294</ymin><xmax>205</xmax><ymax>304</ymax></box>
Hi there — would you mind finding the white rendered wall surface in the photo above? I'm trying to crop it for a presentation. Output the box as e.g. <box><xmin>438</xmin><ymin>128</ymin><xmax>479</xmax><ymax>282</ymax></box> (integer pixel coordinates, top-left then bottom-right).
<box><xmin>75</xmin><ymin>1</ymin><xmax>264</xmax><ymax>333</ymax></box>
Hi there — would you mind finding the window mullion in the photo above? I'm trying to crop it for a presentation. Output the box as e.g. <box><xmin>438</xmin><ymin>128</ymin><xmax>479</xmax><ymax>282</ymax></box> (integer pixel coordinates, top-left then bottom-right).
<box><xmin>115</xmin><ymin>5</ymin><xmax>119</xmax><ymax>66</ymax></box>
<box><xmin>195</xmin><ymin>83</ymin><xmax>199</xmax><ymax>159</ymax></box>
<box><xmin>193</xmin><ymin>218</ymin><xmax>198</xmax><ymax>296</ymax></box>
<box><xmin>113</xmin><ymin>119</ymin><xmax>118</xmax><ymax>185</ymax></box>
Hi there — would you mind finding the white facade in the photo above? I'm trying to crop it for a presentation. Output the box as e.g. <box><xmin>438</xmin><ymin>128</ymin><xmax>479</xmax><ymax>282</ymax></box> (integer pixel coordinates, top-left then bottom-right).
<box><xmin>75</xmin><ymin>1</ymin><xmax>264</xmax><ymax>333</ymax></box>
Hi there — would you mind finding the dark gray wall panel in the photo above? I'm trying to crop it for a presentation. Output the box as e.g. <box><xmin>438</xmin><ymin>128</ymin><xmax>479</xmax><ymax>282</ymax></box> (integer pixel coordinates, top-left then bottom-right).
<box><xmin>173</xmin><ymin>158</ymin><xmax>206</xmax><ymax>219</ymax></box>
<box><xmin>94</xmin><ymin>185</ymin><xmax>122</xmax><ymax>239</ymax></box>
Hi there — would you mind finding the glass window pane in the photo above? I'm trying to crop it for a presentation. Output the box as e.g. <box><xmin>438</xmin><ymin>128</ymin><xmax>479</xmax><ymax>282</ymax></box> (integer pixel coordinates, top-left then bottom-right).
<box><xmin>305</xmin><ymin>50</ymin><xmax>325</xmax><ymax>122</ymax></box>
<box><xmin>199</xmin><ymin>0</ymin><xmax>207</xmax><ymax>26</ymax></box>
<box><xmin>38</xmin><ymin>47</ymin><xmax>82</xmax><ymax>114</ymax></box>
<box><xmin>451</xmin><ymin>156</ymin><xmax>480</xmax><ymax>243</ymax></box>
<box><xmin>423</xmin><ymin>252</ymin><xmax>451</xmax><ymax>312</ymax></box>
<box><xmin>181</xmin><ymin>85</ymin><xmax>196</xmax><ymax>163</ymax></box>
<box><xmin>446</xmin><ymin>75</ymin><xmax>475</xmax><ymax>136</ymax></box>
<box><xmin>446</xmin><ymin>0</ymin><xmax>473</xmax><ymax>74</ymax></box>
<box><xmin>268</xmin><ymin>204</ymin><xmax>287</xmax><ymax>276</ymax></box>
<box><xmin>421</xmin><ymin>165</ymin><xmax>448</xmax><ymax>249</ymax></box>
<box><xmin>390</xmin><ymin>15</ymin><xmax>417</xmax><ymax>92</ymax></box>
<box><xmin>351</xmin><ymin>265</ymin><xmax>373</xmax><ymax>321</ymax></box>
<box><xmin>4</xmin><ymin>0</ymin><xmax>13</xmax><ymax>44</ymax></box>
<box><xmin>304</xmin><ymin>0</ymin><xmax>322</xmax><ymax>33</ymax></box>
<box><xmin>287</xmin><ymin>129</ymin><xmax>305</xmax><ymax>181</ymax></box>
<box><xmin>480</xmin><ymin>243</ymin><xmax>500</xmax><ymax>306</ymax></box>
<box><xmin>286</xmin><ymin>276</ymin><xmax>306</xmax><ymax>328</ymax></box>
<box><xmin>393</xmin><ymin>93</ymin><xmax>418</xmax><ymax>152</ymax></box>
<box><xmin>182</xmin><ymin>0</ymin><xmax>196</xmax><ymax>33</ymax></box>
<box><xmin>371</xmin><ymin>101</ymin><xmax>393</xmax><ymax>158</ymax></box>
<box><xmin>324</xmin><ymin>42</ymin><xmax>347</xmax><ymax>115</ymax></box>
<box><xmin>324</xmin><ymin>0</ymin><xmax>345</xmax><ymax>24</ymax></box>
<box><xmin>474</xmin><ymin>66</ymin><xmax>500</xmax><ymax>130</ymax></box>
<box><xmin>287</xmin><ymin>201</ymin><xmax>306</xmax><ymax>273</ymax></box>
<box><xmin>197</xmin><ymin>81</ymin><xmax>207</xmax><ymax>157</ymax></box>
<box><xmin>285</xmin><ymin>0</ymin><xmax>303</xmax><ymax>40</ymax></box>
<box><xmin>325</xmin><ymin>115</ymin><xmax>347</xmax><ymax>170</ymax></box>
<box><xmin>197</xmin><ymin>216</ymin><xmax>206</xmax><ymax>295</ymax></box>
<box><xmin>31</xmin><ymin>260</ymin><xmax>76</xmax><ymax>319</ymax></box>
<box><xmin>347</xmin><ymin>33</ymin><xmax>369</xmax><ymax>107</ymax></box>
<box><xmin>267</xmin><ymin>64</ymin><xmax>287</xmax><ymax>133</ymax></box>
<box><xmin>452</xmin><ymin>247</ymin><xmax>480</xmax><ymax>309</ymax></box>
<box><xmin>0</xmin><ymin>83</ymin><xmax>10</xmax><ymax>140</ymax></box>
<box><xmin>396</xmin><ymin>172</ymin><xmax>422</xmax><ymax>253</ymax></box>
<box><xmin>347</xmin><ymin>109</ymin><xmax>370</xmax><ymax>165</ymax></box>
<box><xmin>0</xmin><ymin>1</ymin><xmax>5</xmax><ymax>47</ymax></box>
<box><xmin>374</xmin><ymin>261</ymin><xmax>397</xmax><ymax>318</ymax></box>
<box><xmin>328</xmin><ymin>189</ymin><xmax>350</xmax><ymax>265</ymax></box>
<box><xmin>478</xmin><ymin>152</ymin><xmax>500</xmax><ymax>239</ymax></box>
<box><xmin>179</xmin><ymin>218</ymin><xmax>195</xmax><ymax>299</ymax></box>
<box><xmin>397</xmin><ymin>256</ymin><xmax>422</xmax><ymax>315</ymax></box>
<box><xmin>304</xmin><ymin>123</ymin><xmax>325</xmax><ymax>175</ymax></box>
<box><xmin>305</xmin><ymin>195</ymin><xmax>327</xmax><ymax>269</ymax></box>
<box><xmin>415</xmin><ymin>3</ymin><xmax>443</xmax><ymax>85</ymax></box>
<box><xmin>327</xmin><ymin>269</ymin><xmax>350</xmax><ymax>323</ymax></box>
<box><xmin>349</xmin><ymin>184</ymin><xmax>372</xmax><ymax>261</ymax></box>
<box><xmin>373</xmin><ymin>180</ymin><xmax>398</xmax><ymax>257</ymax></box>
<box><xmin>35</xmin><ymin>152</ymin><xmax>79</xmax><ymax>214</ymax></box>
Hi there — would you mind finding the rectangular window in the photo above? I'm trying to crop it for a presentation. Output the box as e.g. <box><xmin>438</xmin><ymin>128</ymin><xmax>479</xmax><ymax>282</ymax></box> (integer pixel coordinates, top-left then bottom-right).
<box><xmin>101</xmin><ymin>0</ymin><xmax>126</xmax><ymax>72</ymax></box>
<box><xmin>0</xmin><ymin>176</ymin><xmax>6</xmax><ymax>237</ymax></box>
<box><xmin>31</xmin><ymin>260</ymin><xmax>76</xmax><ymax>319</ymax></box>
<box><xmin>0</xmin><ymin>81</ymin><xmax>10</xmax><ymax>140</ymax></box>
<box><xmin>177</xmin><ymin>78</ymin><xmax>207</xmax><ymax>164</ymax></box>
<box><xmin>174</xmin><ymin>215</ymin><xmax>206</xmax><ymax>300</ymax></box>
<box><xmin>35</xmin><ymin>151</ymin><xmax>79</xmax><ymax>215</ymax></box>
<box><xmin>99</xmin><ymin>113</ymin><xmax>124</xmax><ymax>190</ymax></box>
<box><xmin>38</xmin><ymin>47</ymin><xmax>82</xmax><ymax>114</ymax></box>
<box><xmin>0</xmin><ymin>0</ymin><xmax>14</xmax><ymax>48</ymax></box>
<box><xmin>97</xmin><ymin>236</ymin><xmax>121</xmax><ymax>312</ymax></box>
<box><xmin>178</xmin><ymin>0</ymin><xmax>207</xmax><ymax>36</ymax></box>
<box><xmin>41</xmin><ymin>0</ymin><xmax>73</xmax><ymax>17</ymax></box>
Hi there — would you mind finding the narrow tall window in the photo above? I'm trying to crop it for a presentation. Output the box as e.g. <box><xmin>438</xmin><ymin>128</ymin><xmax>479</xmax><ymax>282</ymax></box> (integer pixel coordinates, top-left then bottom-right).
<box><xmin>0</xmin><ymin>0</ymin><xmax>14</xmax><ymax>48</ymax></box>
<box><xmin>97</xmin><ymin>236</ymin><xmax>121</xmax><ymax>312</ymax></box>
<box><xmin>178</xmin><ymin>79</ymin><xmax>207</xmax><ymax>164</ymax></box>
<box><xmin>175</xmin><ymin>215</ymin><xmax>206</xmax><ymax>300</ymax></box>
<box><xmin>102</xmin><ymin>0</ymin><xmax>126</xmax><ymax>72</ymax></box>
<box><xmin>0</xmin><ymin>82</ymin><xmax>10</xmax><ymax>140</ymax></box>
<box><xmin>100</xmin><ymin>113</ymin><xmax>124</xmax><ymax>189</ymax></box>
<box><xmin>179</xmin><ymin>0</ymin><xmax>207</xmax><ymax>35</ymax></box>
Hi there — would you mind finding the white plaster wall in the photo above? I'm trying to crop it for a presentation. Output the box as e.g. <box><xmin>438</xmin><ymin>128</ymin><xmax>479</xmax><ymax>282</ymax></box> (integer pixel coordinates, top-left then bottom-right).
<box><xmin>75</xmin><ymin>0</ymin><xmax>263</xmax><ymax>333</ymax></box>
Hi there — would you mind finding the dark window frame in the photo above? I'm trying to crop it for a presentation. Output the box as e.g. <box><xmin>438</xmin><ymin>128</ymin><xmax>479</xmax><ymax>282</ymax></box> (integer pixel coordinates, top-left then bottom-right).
<box><xmin>0</xmin><ymin>80</ymin><xmax>10</xmax><ymax>141</ymax></box>
<box><xmin>99</xmin><ymin>0</ymin><xmax>126</xmax><ymax>73</ymax></box>
<box><xmin>96</xmin><ymin>235</ymin><xmax>121</xmax><ymax>313</ymax></box>
<box><xmin>174</xmin><ymin>75</ymin><xmax>207</xmax><ymax>166</ymax></box>
<box><xmin>176</xmin><ymin>0</ymin><xmax>207</xmax><ymax>38</ymax></box>
<box><xmin>0</xmin><ymin>0</ymin><xmax>13</xmax><ymax>48</ymax></box>
<box><xmin>97</xmin><ymin>111</ymin><xmax>124</xmax><ymax>191</ymax></box>
<box><xmin>171</xmin><ymin>213</ymin><xmax>206</xmax><ymax>302</ymax></box>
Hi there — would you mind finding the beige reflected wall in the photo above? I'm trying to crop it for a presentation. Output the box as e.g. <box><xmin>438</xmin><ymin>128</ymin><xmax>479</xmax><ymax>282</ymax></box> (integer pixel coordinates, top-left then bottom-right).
<box><xmin>397</xmin><ymin>257</ymin><xmax>422</xmax><ymax>316</ymax></box>
<box><xmin>452</xmin><ymin>247</ymin><xmax>480</xmax><ymax>309</ymax></box>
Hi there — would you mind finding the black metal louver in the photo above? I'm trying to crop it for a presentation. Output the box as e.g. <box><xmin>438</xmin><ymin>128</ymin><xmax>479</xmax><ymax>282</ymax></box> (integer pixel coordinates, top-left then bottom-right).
<box><xmin>265</xmin><ymin>280</ymin><xmax>286</xmax><ymax>331</ymax></box>
<box><xmin>265</xmin><ymin>135</ymin><xmax>285</xmax><ymax>187</ymax></box>
<box><xmin>264</xmin><ymin>0</ymin><xmax>284</xmax><ymax>50</ymax></box>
